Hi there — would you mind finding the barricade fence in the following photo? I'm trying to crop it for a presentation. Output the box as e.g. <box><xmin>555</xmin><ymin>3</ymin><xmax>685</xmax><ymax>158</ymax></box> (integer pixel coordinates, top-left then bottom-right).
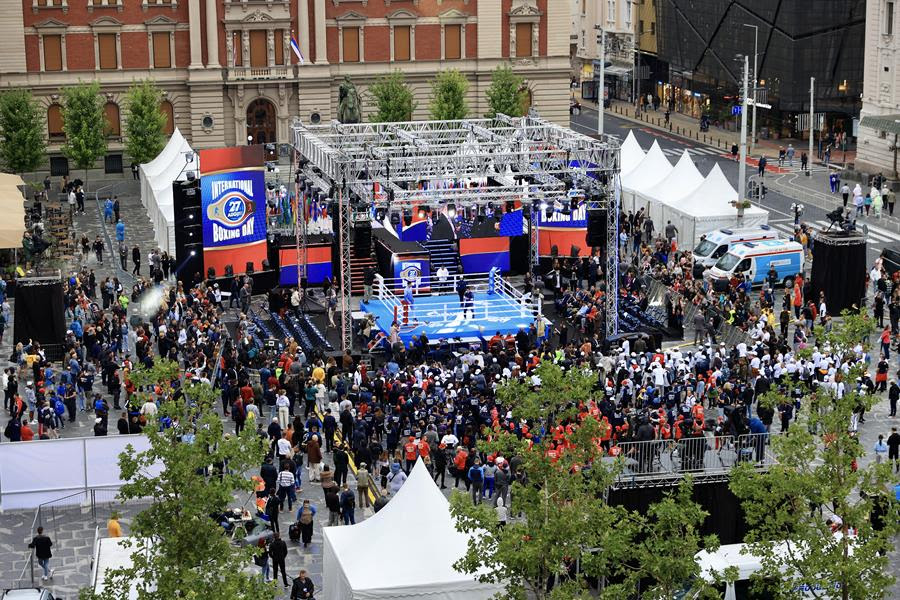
<box><xmin>615</xmin><ymin>432</ymin><xmax>776</xmax><ymax>481</ymax></box>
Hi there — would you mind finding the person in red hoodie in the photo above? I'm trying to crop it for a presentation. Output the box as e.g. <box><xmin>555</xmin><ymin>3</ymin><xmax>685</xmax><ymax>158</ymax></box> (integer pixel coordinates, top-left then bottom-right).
<box><xmin>20</xmin><ymin>419</ymin><xmax>34</xmax><ymax>441</ymax></box>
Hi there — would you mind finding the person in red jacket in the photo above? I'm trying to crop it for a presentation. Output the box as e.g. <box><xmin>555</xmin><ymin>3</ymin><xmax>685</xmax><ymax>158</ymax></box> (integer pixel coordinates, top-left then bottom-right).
<box><xmin>403</xmin><ymin>436</ymin><xmax>418</xmax><ymax>474</ymax></box>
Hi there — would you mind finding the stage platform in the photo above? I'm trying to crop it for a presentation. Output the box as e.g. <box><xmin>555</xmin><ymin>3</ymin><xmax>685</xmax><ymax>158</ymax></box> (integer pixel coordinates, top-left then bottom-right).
<box><xmin>360</xmin><ymin>289</ymin><xmax>543</xmax><ymax>345</ymax></box>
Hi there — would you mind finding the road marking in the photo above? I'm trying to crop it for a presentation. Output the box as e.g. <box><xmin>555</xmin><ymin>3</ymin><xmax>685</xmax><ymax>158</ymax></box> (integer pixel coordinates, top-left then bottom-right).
<box><xmin>860</xmin><ymin>222</ymin><xmax>900</xmax><ymax>242</ymax></box>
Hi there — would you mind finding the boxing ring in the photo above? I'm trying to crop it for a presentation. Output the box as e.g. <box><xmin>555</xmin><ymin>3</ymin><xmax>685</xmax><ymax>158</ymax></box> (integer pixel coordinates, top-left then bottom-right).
<box><xmin>361</xmin><ymin>269</ymin><xmax>548</xmax><ymax>344</ymax></box>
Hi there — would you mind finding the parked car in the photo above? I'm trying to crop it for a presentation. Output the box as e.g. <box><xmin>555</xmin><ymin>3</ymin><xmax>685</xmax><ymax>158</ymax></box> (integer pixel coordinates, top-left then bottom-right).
<box><xmin>1</xmin><ymin>589</ymin><xmax>58</xmax><ymax>600</ymax></box>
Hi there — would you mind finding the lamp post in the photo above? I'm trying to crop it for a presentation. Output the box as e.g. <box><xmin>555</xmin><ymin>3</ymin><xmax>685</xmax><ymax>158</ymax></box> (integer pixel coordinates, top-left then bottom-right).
<box><xmin>595</xmin><ymin>25</ymin><xmax>606</xmax><ymax>135</ymax></box>
<box><xmin>247</xmin><ymin>135</ymin><xmax>253</xmax><ymax>146</ymax></box>
<box><xmin>742</xmin><ymin>24</ymin><xmax>759</xmax><ymax>152</ymax></box>
<box><xmin>737</xmin><ymin>55</ymin><xmax>749</xmax><ymax>223</ymax></box>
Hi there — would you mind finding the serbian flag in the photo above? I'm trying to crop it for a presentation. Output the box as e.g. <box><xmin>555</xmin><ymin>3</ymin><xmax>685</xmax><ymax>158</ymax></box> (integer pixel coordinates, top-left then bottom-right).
<box><xmin>290</xmin><ymin>33</ymin><xmax>305</xmax><ymax>64</ymax></box>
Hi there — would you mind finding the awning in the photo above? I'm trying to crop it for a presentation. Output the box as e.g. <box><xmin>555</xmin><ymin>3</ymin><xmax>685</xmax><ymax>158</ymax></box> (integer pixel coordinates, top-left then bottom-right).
<box><xmin>603</xmin><ymin>65</ymin><xmax>633</xmax><ymax>77</ymax></box>
<box><xmin>860</xmin><ymin>114</ymin><xmax>900</xmax><ymax>135</ymax></box>
<box><xmin>0</xmin><ymin>173</ymin><xmax>25</xmax><ymax>188</ymax></box>
<box><xmin>0</xmin><ymin>182</ymin><xmax>26</xmax><ymax>249</ymax></box>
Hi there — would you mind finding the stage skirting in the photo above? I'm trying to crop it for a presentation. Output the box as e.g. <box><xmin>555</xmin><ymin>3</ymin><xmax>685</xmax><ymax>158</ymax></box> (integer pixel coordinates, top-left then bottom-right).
<box><xmin>460</xmin><ymin>237</ymin><xmax>510</xmax><ymax>273</ymax></box>
<box><xmin>279</xmin><ymin>245</ymin><xmax>333</xmax><ymax>286</ymax></box>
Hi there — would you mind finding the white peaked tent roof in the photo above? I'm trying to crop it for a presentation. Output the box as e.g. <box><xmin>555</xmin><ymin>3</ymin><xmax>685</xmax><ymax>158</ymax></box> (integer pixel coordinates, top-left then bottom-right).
<box><xmin>619</xmin><ymin>130</ymin><xmax>646</xmax><ymax>177</ymax></box>
<box><xmin>644</xmin><ymin>150</ymin><xmax>704</xmax><ymax>205</ymax></box>
<box><xmin>677</xmin><ymin>163</ymin><xmax>767</xmax><ymax>218</ymax></box>
<box><xmin>621</xmin><ymin>140</ymin><xmax>672</xmax><ymax>193</ymax></box>
<box><xmin>323</xmin><ymin>459</ymin><xmax>504</xmax><ymax>600</ymax></box>
<box><xmin>141</xmin><ymin>128</ymin><xmax>189</xmax><ymax>182</ymax></box>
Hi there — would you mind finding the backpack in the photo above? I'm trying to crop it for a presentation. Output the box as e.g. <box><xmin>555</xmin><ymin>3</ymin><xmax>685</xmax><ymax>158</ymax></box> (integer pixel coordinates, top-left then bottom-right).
<box><xmin>341</xmin><ymin>491</ymin><xmax>355</xmax><ymax>510</ymax></box>
<box><xmin>54</xmin><ymin>399</ymin><xmax>65</xmax><ymax>416</ymax></box>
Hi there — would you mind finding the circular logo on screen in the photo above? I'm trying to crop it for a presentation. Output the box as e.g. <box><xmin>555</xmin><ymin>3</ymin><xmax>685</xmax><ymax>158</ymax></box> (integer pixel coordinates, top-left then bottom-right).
<box><xmin>207</xmin><ymin>191</ymin><xmax>255</xmax><ymax>228</ymax></box>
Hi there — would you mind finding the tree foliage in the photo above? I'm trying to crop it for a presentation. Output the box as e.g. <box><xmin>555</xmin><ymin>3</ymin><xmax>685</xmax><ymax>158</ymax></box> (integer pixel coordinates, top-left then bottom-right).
<box><xmin>485</xmin><ymin>64</ymin><xmax>527</xmax><ymax>118</ymax></box>
<box><xmin>0</xmin><ymin>89</ymin><xmax>46</xmax><ymax>175</ymax></box>
<box><xmin>83</xmin><ymin>360</ymin><xmax>273</xmax><ymax>600</ymax></box>
<box><xmin>61</xmin><ymin>81</ymin><xmax>107</xmax><ymax>181</ymax></box>
<box><xmin>368</xmin><ymin>71</ymin><xmax>416</xmax><ymax>123</ymax></box>
<box><xmin>429</xmin><ymin>69</ymin><xmax>469</xmax><ymax>121</ymax></box>
<box><xmin>124</xmin><ymin>80</ymin><xmax>167</xmax><ymax>166</ymax></box>
<box><xmin>730</xmin><ymin>310</ymin><xmax>899</xmax><ymax>600</ymax></box>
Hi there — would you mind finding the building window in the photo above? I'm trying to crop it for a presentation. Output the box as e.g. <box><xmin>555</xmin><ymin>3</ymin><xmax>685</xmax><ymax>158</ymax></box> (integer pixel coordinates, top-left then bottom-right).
<box><xmin>274</xmin><ymin>29</ymin><xmax>284</xmax><ymax>65</ymax></box>
<box><xmin>47</xmin><ymin>104</ymin><xmax>65</xmax><ymax>139</ymax></box>
<box><xmin>249</xmin><ymin>30</ymin><xmax>267</xmax><ymax>67</ymax></box>
<box><xmin>36</xmin><ymin>0</ymin><xmax>64</xmax><ymax>6</ymax></box>
<box><xmin>160</xmin><ymin>100</ymin><xmax>174</xmax><ymax>135</ymax></box>
<box><xmin>104</xmin><ymin>102</ymin><xmax>120</xmax><ymax>138</ymax></box>
<box><xmin>98</xmin><ymin>33</ymin><xmax>117</xmax><ymax>69</ymax></box>
<box><xmin>233</xmin><ymin>31</ymin><xmax>243</xmax><ymax>66</ymax></box>
<box><xmin>394</xmin><ymin>25</ymin><xmax>410</xmax><ymax>61</ymax></box>
<box><xmin>886</xmin><ymin>1</ymin><xmax>895</xmax><ymax>35</ymax></box>
<box><xmin>515</xmin><ymin>23</ymin><xmax>532</xmax><ymax>57</ymax></box>
<box><xmin>43</xmin><ymin>35</ymin><xmax>63</xmax><ymax>71</ymax></box>
<box><xmin>152</xmin><ymin>32</ymin><xmax>171</xmax><ymax>68</ymax></box>
<box><xmin>650</xmin><ymin>22</ymin><xmax>655</xmax><ymax>35</ymax></box>
<box><xmin>444</xmin><ymin>24</ymin><xmax>461</xmax><ymax>59</ymax></box>
<box><xmin>342</xmin><ymin>27</ymin><xmax>360</xmax><ymax>63</ymax></box>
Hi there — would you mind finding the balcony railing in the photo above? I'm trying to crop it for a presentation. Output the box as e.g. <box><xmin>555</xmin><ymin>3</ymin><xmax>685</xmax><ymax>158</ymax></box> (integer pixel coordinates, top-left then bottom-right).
<box><xmin>613</xmin><ymin>432</ymin><xmax>777</xmax><ymax>484</ymax></box>
<box><xmin>227</xmin><ymin>66</ymin><xmax>290</xmax><ymax>81</ymax></box>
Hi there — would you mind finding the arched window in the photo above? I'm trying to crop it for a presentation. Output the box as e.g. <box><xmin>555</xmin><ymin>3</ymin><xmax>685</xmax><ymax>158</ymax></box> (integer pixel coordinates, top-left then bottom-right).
<box><xmin>160</xmin><ymin>100</ymin><xmax>175</xmax><ymax>136</ymax></box>
<box><xmin>104</xmin><ymin>102</ymin><xmax>120</xmax><ymax>138</ymax></box>
<box><xmin>47</xmin><ymin>104</ymin><xmax>64</xmax><ymax>139</ymax></box>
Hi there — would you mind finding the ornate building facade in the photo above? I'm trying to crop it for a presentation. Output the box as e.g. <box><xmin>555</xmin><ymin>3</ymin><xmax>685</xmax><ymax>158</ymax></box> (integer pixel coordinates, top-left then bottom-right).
<box><xmin>0</xmin><ymin>0</ymin><xmax>571</xmax><ymax>171</ymax></box>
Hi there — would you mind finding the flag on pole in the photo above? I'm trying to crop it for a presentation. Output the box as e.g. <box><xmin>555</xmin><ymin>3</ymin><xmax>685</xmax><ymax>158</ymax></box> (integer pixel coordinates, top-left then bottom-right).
<box><xmin>290</xmin><ymin>33</ymin><xmax>305</xmax><ymax>64</ymax></box>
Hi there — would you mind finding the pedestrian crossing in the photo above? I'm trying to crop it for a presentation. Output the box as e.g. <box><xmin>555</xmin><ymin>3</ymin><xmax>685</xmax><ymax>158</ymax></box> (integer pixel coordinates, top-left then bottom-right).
<box><xmin>767</xmin><ymin>219</ymin><xmax>900</xmax><ymax>245</ymax></box>
<box><xmin>660</xmin><ymin>146</ymin><xmax>724</xmax><ymax>158</ymax></box>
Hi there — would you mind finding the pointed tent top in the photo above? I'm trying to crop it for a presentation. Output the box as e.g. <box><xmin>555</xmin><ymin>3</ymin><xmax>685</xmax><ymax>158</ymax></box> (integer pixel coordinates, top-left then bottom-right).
<box><xmin>621</xmin><ymin>140</ymin><xmax>673</xmax><ymax>193</ymax></box>
<box><xmin>619</xmin><ymin>130</ymin><xmax>646</xmax><ymax>177</ymax></box>
<box><xmin>644</xmin><ymin>150</ymin><xmax>704</xmax><ymax>205</ymax></box>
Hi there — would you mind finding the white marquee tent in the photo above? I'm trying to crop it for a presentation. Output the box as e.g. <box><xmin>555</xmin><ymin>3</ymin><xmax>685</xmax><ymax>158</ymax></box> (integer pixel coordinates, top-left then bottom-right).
<box><xmin>663</xmin><ymin>163</ymin><xmax>769</xmax><ymax>247</ymax></box>
<box><xmin>323</xmin><ymin>460</ymin><xmax>504</xmax><ymax>600</ymax></box>
<box><xmin>643</xmin><ymin>150</ymin><xmax>705</xmax><ymax>227</ymax></box>
<box><xmin>620</xmin><ymin>140</ymin><xmax>672</xmax><ymax>213</ymax></box>
<box><xmin>619</xmin><ymin>130</ymin><xmax>646</xmax><ymax>178</ymax></box>
<box><xmin>139</xmin><ymin>129</ymin><xmax>197</xmax><ymax>255</ymax></box>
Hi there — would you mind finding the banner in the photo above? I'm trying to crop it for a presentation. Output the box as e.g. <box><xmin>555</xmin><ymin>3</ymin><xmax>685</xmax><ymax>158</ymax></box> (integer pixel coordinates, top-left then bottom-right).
<box><xmin>199</xmin><ymin>146</ymin><xmax>268</xmax><ymax>275</ymax></box>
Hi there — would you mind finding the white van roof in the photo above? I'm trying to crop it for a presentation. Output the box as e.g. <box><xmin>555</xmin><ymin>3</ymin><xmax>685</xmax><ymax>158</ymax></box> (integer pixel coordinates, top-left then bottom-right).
<box><xmin>696</xmin><ymin>543</ymin><xmax>765</xmax><ymax>581</ymax></box>
<box><xmin>704</xmin><ymin>225</ymin><xmax>775</xmax><ymax>243</ymax></box>
<box><xmin>728</xmin><ymin>239</ymin><xmax>803</xmax><ymax>257</ymax></box>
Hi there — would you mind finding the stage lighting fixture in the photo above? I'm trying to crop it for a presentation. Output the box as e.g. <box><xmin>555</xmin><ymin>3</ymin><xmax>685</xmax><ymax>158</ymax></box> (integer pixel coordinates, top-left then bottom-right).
<box><xmin>545</xmin><ymin>203</ymin><xmax>554</xmax><ymax>220</ymax></box>
<box><xmin>570</xmin><ymin>197</ymin><xmax>578</xmax><ymax>214</ymax></box>
<box><xmin>190</xmin><ymin>250</ymin><xmax>197</xmax><ymax>257</ymax></box>
<box><xmin>418</xmin><ymin>207</ymin><xmax>426</xmax><ymax>219</ymax></box>
<box><xmin>267</xmin><ymin>182</ymin><xmax>275</xmax><ymax>191</ymax></box>
<box><xmin>506</xmin><ymin>200</ymin><xmax>515</xmax><ymax>213</ymax></box>
<box><xmin>186</xmin><ymin>171</ymin><xmax>196</xmax><ymax>182</ymax></box>
<box><xmin>447</xmin><ymin>204</ymin><xmax>457</xmax><ymax>218</ymax></box>
<box><xmin>494</xmin><ymin>206</ymin><xmax>503</xmax><ymax>219</ymax></box>
<box><xmin>188</xmin><ymin>213</ymin><xmax>194</xmax><ymax>220</ymax></box>
<box><xmin>376</xmin><ymin>208</ymin><xmax>386</xmax><ymax>221</ymax></box>
<box><xmin>403</xmin><ymin>209</ymin><xmax>412</xmax><ymax>226</ymax></box>
<box><xmin>539</xmin><ymin>201</ymin><xmax>548</xmax><ymax>211</ymax></box>
<box><xmin>477</xmin><ymin>206</ymin><xmax>486</xmax><ymax>224</ymax></box>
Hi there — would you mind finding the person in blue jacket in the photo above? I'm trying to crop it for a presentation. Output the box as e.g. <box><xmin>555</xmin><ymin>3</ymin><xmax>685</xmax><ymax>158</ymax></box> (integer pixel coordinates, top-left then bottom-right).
<box><xmin>115</xmin><ymin>219</ymin><xmax>125</xmax><ymax>243</ymax></box>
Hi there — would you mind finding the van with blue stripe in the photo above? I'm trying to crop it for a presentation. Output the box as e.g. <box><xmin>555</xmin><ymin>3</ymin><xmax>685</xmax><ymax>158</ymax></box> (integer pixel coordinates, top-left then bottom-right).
<box><xmin>706</xmin><ymin>239</ymin><xmax>804</xmax><ymax>290</ymax></box>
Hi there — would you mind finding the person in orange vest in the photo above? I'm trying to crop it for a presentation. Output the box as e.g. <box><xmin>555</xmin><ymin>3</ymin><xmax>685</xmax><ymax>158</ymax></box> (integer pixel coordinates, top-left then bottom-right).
<box><xmin>691</xmin><ymin>399</ymin><xmax>705</xmax><ymax>424</ymax></box>
<box><xmin>452</xmin><ymin>446</ymin><xmax>469</xmax><ymax>489</ymax></box>
<box><xmin>403</xmin><ymin>436</ymin><xmax>418</xmax><ymax>474</ymax></box>
<box><xmin>417</xmin><ymin>437</ymin><xmax>430</xmax><ymax>459</ymax></box>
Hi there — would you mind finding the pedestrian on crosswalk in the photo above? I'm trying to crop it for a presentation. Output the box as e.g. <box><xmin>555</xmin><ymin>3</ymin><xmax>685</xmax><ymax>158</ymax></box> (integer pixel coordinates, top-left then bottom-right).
<box><xmin>800</xmin><ymin>152</ymin><xmax>808</xmax><ymax>172</ymax></box>
<box><xmin>786</xmin><ymin>144</ymin><xmax>795</xmax><ymax>166</ymax></box>
<box><xmin>758</xmin><ymin>156</ymin><xmax>767</xmax><ymax>178</ymax></box>
<box><xmin>883</xmin><ymin>184</ymin><xmax>894</xmax><ymax>216</ymax></box>
<box><xmin>841</xmin><ymin>182</ymin><xmax>850</xmax><ymax>208</ymax></box>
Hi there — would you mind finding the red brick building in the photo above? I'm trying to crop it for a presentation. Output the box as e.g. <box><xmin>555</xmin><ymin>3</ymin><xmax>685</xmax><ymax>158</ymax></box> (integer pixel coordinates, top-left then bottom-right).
<box><xmin>1</xmin><ymin>0</ymin><xmax>570</xmax><ymax>171</ymax></box>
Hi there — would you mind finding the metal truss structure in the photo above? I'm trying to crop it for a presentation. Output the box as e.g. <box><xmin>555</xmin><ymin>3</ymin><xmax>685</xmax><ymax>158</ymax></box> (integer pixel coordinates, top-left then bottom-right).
<box><xmin>291</xmin><ymin>114</ymin><xmax>621</xmax><ymax>352</ymax></box>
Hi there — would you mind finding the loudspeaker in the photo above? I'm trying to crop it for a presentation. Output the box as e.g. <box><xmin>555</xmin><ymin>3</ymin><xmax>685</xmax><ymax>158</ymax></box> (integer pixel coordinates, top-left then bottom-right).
<box><xmin>246</xmin><ymin>261</ymin><xmax>255</xmax><ymax>274</ymax></box>
<box><xmin>261</xmin><ymin>258</ymin><xmax>270</xmax><ymax>270</ymax></box>
<box><xmin>570</xmin><ymin>245</ymin><xmax>581</xmax><ymax>258</ymax></box>
<box><xmin>174</xmin><ymin>178</ymin><xmax>203</xmax><ymax>285</ymax></box>
<box><xmin>586</xmin><ymin>209</ymin><xmax>607</xmax><ymax>247</ymax></box>
<box><xmin>207</xmin><ymin>266</ymin><xmax>216</xmax><ymax>279</ymax></box>
<box><xmin>224</xmin><ymin>264</ymin><xmax>234</xmax><ymax>276</ymax></box>
<box><xmin>177</xmin><ymin>242</ymin><xmax>204</xmax><ymax>284</ymax></box>
<box><xmin>551</xmin><ymin>245</ymin><xmax>559</xmax><ymax>257</ymax></box>
<box><xmin>13</xmin><ymin>278</ymin><xmax>66</xmax><ymax>348</ymax></box>
<box><xmin>810</xmin><ymin>232</ymin><xmax>866</xmax><ymax>313</ymax></box>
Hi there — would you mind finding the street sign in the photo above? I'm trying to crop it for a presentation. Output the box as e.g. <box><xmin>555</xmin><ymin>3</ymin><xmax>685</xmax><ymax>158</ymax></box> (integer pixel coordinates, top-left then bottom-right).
<box><xmin>747</xmin><ymin>99</ymin><xmax>772</xmax><ymax>109</ymax></box>
<box><xmin>732</xmin><ymin>106</ymin><xmax>742</xmax><ymax>115</ymax></box>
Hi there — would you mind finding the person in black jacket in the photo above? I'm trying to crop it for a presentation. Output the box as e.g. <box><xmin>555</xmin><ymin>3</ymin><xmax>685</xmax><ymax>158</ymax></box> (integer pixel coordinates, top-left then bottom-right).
<box><xmin>290</xmin><ymin>569</ymin><xmax>315</xmax><ymax>599</ymax></box>
<box><xmin>333</xmin><ymin>444</ymin><xmax>349</xmax><ymax>487</ymax></box>
<box><xmin>260</xmin><ymin>457</ymin><xmax>278</xmax><ymax>494</ymax></box>
<box><xmin>264</xmin><ymin>492</ymin><xmax>281</xmax><ymax>533</ymax></box>
<box><xmin>269</xmin><ymin>532</ymin><xmax>289</xmax><ymax>586</ymax></box>
<box><xmin>28</xmin><ymin>526</ymin><xmax>53</xmax><ymax>580</ymax></box>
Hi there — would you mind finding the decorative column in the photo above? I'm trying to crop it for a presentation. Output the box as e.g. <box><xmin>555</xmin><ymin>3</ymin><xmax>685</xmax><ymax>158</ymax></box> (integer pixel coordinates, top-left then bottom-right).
<box><xmin>314</xmin><ymin>0</ymin><xmax>326</xmax><ymax>64</ymax></box>
<box><xmin>298</xmin><ymin>0</ymin><xmax>310</xmax><ymax>63</ymax></box>
<box><xmin>205</xmin><ymin>0</ymin><xmax>219</xmax><ymax>66</ymax></box>
<box><xmin>267</xmin><ymin>29</ymin><xmax>275</xmax><ymax>67</ymax></box>
<box><xmin>188</xmin><ymin>0</ymin><xmax>202</xmax><ymax>67</ymax></box>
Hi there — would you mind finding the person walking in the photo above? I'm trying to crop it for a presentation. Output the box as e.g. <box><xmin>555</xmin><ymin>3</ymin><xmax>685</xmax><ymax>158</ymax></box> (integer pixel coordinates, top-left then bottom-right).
<box><xmin>467</xmin><ymin>458</ymin><xmax>484</xmax><ymax>505</ymax></box>
<box><xmin>356</xmin><ymin>462</ymin><xmax>371</xmax><ymax>509</ymax></box>
<box><xmin>800</xmin><ymin>152</ymin><xmax>808</xmax><ymax>172</ymax></box>
<box><xmin>884</xmin><ymin>184</ymin><xmax>894</xmax><ymax>216</ymax></box>
<box><xmin>786</xmin><ymin>144</ymin><xmax>795</xmax><ymax>166</ymax></box>
<box><xmin>93</xmin><ymin>236</ymin><xmax>104</xmax><ymax>264</ymax></box>
<box><xmin>295</xmin><ymin>499</ymin><xmax>316</xmax><ymax>547</ymax></box>
<box><xmin>269</xmin><ymin>532</ymin><xmax>289</xmax><ymax>586</ymax></box>
<box><xmin>113</xmin><ymin>196</ymin><xmax>120</xmax><ymax>222</ymax></box>
<box><xmin>339</xmin><ymin>483</ymin><xmax>356</xmax><ymax>525</ymax></box>
<box><xmin>254</xmin><ymin>538</ymin><xmax>270</xmax><ymax>582</ymax></box>
<box><xmin>874</xmin><ymin>435</ymin><xmax>888</xmax><ymax>464</ymax></box>
<box><xmin>28</xmin><ymin>526</ymin><xmax>53</xmax><ymax>581</ymax></box>
<box><xmin>132</xmin><ymin>246</ymin><xmax>141</xmax><ymax>276</ymax></box>
<box><xmin>757</xmin><ymin>155</ymin><xmax>767</xmax><ymax>178</ymax></box>
<box><xmin>841</xmin><ymin>182</ymin><xmax>850</xmax><ymax>208</ymax></box>
<box><xmin>290</xmin><ymin>569</ymin><xmax>315</xmax><ymax>599</ymax></box>
<box><xmin>887</xmin><ymin>427</ymin><xmax>900</xmax><ymax>473</ymax></box>
<box><xmin>118</xmin><ymin>241</ymin><xmax>128</xmax><ymax>270</ymax></box>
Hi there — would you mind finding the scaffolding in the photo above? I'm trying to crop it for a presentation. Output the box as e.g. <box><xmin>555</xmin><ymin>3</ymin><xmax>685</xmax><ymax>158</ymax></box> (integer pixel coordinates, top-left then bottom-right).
<box><xmin>290</xmin><ymin>113</ymin><xmax>621</xmax><ymax>353</ymax></box>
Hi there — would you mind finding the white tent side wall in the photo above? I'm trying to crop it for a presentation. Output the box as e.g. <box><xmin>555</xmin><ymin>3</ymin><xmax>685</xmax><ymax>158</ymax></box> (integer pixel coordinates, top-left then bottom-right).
<box><xmin>323</xmin><ymin>531</ymin><xmax>355</xmax><ymax>600</ymax></box>
<box><xmin>139</xmin><ymin>129</ymin><xmax>196</xmax><ymax>255</ymax></box>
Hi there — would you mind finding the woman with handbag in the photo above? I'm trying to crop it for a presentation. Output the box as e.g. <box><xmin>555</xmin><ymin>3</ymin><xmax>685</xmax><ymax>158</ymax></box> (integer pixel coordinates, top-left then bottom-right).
<box><xmin>295</xmin><ymin>499</ymin><xmax>316</xmax><ymax>548</ymax></box>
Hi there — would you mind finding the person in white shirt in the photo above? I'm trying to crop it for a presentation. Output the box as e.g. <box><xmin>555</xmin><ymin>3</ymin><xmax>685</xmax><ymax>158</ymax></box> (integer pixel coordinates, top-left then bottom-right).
<box><xmin>141</xmin><ymin>399</ymin><xmax>158</xmax><ymax>417</ymax></box>
<box><xmin>436</xmin><ymin>266</ymin><xmax>450</xmax><ymax>292</ymax></box>
<box><xmin>276</xmin><ymin>390</ymin><xmax>290</xmax><ymax>427</ymax></box>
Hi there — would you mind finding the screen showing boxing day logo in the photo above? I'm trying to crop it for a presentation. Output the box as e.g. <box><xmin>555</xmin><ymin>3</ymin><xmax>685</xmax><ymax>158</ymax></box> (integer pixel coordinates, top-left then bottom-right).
<box><xmin>200</xmin><ymin>169</ymin><xmax>267</xmax><ymax>248</ymax></box>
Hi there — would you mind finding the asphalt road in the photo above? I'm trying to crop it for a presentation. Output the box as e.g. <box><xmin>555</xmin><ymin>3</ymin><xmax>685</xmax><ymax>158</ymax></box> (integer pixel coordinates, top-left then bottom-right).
<box><xmin>571</xmin><ymin>108</ymin><xmax>892</xmax><ymax>265</ymax></box>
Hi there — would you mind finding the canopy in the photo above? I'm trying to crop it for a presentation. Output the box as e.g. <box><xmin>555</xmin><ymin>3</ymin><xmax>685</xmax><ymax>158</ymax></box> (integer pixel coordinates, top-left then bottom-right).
<box><xmin>643</xmin><ymin>150</ymin><xmax>704</xmax><ymax>226</ymax></box>
<box><xmin>664</xmin><ymin>164</ymin><xmax>769</xmax><ymax>246</ymax></box>
<box><xmin>0</xmin><ymin>177</ymin><xmax>26</xmax><ymax>249</ymax></box>
<box><xmin>139</xmin><ymin>129</ymin><xmax>196</xmax><ymax>255</ymax></box>
<box><xmin>618</xmin><ymin>130</ymin><xmax>646</xmax><ymax>177</ymax></box>
<box><xmin>620</xmin><ymin>141</ymin><xmax>672</xmax><ymax>213</ymax></box>
<box><xmin>323</xmin><ymin>460</ymin><xmax>504</xmax><ymax>600</ymax></box>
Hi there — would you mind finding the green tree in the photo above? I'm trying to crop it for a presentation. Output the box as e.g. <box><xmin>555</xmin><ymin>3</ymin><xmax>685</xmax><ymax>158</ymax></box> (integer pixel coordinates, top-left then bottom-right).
<box><xmin>429</xmin><ymin>69</ymin><xmax>469</xmax><ymax>120</ymax></box>
<box><xmin>61</xmin><ymin>81</ymin><xmax>107</xmax><ymax>185</ymax></box>
<box><xmin>730</xmin><ymin>309</ymin><xmax>900</xmax><ymax>600</ymax></box>
<box><xmin>604</xmin><ymin>477</ymin><xmax>720</xmax><ymax>600</ymax></box>
<box><xmin>450</xmin><ymin>362</ymin><xmax>631</xmax><ymax>600</ymax></box>
<box><xmin>83</xmin><ymin>360</ymin><xmax>273</xmax><ymax>600</ymax></box>
<box><xmin>485</xmin><ymin>64</ymin><xmax>527</xmax><ymax>118</ymax></box>
<box><xmin>124</xmin><ymin>80</ymin><xmax>167</xmax><ymax>166</ymax></box>
<box><xmin>0</xmin><ymin>89</ymin><xmax>46</xmax><ymax>176</ymax></box>
<box><xmin>368</xmin><ymin>71</ymin><xmax>416</xmax><ymax>123</ymax></box>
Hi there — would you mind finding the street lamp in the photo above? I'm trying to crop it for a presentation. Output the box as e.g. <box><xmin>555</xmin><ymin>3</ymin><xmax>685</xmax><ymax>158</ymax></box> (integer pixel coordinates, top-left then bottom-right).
<box><xmin>247</xmin><ymin>135</ymin><xmax>253</xmax><ymax>145</ymax></box>
<box><xmin>791</xmin><ymin>202</ymin><xmax>805</xmax><ymax>226</ymax></box>
<box><xmin>742</xmin><ymin>24</ymin><xmax>759</xmax><ymax>152</ymax></box>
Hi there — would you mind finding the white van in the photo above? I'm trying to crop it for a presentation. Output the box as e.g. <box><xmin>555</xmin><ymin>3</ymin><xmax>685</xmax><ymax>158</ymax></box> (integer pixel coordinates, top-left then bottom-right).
<box><xmin>693</xmin><ymin>226</ymin><xmax>779</xmax><ymax>269</ymax></box>
<box><xmin>705</xmin><ymin>240</ymin><xmax>805</xmax><ymax>291</ymax></box>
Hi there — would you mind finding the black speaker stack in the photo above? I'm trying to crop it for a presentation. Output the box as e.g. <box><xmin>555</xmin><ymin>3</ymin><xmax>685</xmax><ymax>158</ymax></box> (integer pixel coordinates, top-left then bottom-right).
<box><xmin>173</xmin><ymin>178</ymin><xmax>203</xmax><ymax>285</ymax></box>
<box><xmin>586</xmin><ymin>209</ymin><xmax>607</xmax><ymax>247</ymax></box>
